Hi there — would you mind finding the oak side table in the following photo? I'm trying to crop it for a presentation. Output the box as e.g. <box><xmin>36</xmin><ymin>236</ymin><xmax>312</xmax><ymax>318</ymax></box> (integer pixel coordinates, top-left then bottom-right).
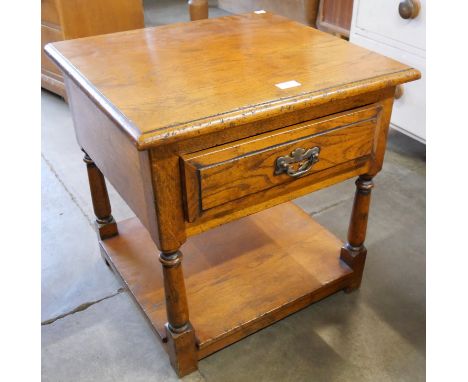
<box><xmin>46</xmin><ymin>13</ymin><xmax>420</xmax><ymax>377</ymax></box>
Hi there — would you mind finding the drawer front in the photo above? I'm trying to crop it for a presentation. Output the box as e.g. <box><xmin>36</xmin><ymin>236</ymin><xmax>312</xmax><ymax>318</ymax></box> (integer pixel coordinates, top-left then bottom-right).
<box><xmin>353</xmin><ymin>0</ymin><xmax>426</xmax><ymax>54</ymax></box>
<box><xmin>181</xmin><ymin>105</ymin><xmax>381</xmax><ymax>221</ymax></box>
<box><xmin>42</xmin><ymin>0</ymin><xmax>61</xmax><ymax>27</ymax></box>
<box><xmin>391</xmin><ymin>54</ymin><xmax>425</xmax><ymax>141</ymax></box>
<box><xmin>41</xmin><ymin>24</ymin><xmax>63</xmax><ymax>76</ymax></box>
<box><xmin>350</xmin><ymin>33</ymin><xmax>425</xmax><ymax>142</ymax></box>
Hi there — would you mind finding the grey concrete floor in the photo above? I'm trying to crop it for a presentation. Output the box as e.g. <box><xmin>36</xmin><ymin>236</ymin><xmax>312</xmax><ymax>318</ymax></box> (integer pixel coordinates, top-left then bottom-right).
<box><xmin>42</xmin><ymin>1</ymin><xmax>425</xmax><ymax>381</ymax></box>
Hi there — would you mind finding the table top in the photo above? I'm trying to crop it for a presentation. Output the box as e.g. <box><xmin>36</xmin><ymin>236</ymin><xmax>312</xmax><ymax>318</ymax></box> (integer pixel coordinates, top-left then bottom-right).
<box><xmin>46</xmin><ymin>12</ymin><xmax>420</xmax><ymax>149</ymax></box>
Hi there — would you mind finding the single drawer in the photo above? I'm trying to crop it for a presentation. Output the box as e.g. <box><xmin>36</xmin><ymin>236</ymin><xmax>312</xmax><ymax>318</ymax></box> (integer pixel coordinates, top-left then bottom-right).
<box><xmin>42</xmin><ymin>0</ymin><xmax>61</xmax><ymax>27</ymax></box>
<box><xmin>181</xmin><ymin>105</ymin><xmax>381</xmax><ymax>221</ymax></box>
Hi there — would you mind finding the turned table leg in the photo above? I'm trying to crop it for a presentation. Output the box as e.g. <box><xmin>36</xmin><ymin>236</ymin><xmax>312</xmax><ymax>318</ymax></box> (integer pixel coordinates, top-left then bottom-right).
<box><xmin>340</xmin><ymin>175</ymin><xmax>374</xmax><ymax>292</ymax></box>
<box><xmin>189</xmin><ymin>0</ymin><xmax>208</xmax><ymax>21</ymax></box>
<box><xmin>82</xmin><ymin>150</ymin><xmax>118</xmax><ymax>240</ymax></box>
<box><xmin>160</xmin><ymin>250</ymin><xmax>198</xmax><ymax>376</ymax></box>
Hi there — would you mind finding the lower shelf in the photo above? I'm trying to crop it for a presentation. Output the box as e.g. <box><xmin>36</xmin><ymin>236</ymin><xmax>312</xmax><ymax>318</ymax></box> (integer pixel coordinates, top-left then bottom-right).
<box><xmin>100</xmin><ymin>202</ymin><xmax>353</xmax><ymax>359</ymax></box>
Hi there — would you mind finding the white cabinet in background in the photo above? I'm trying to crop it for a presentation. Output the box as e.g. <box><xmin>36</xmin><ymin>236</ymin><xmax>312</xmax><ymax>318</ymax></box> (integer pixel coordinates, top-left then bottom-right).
<box><xmin>350</xmin><ymin>0</ymin><xmax>426</xmax><ymax>143</ymax></box>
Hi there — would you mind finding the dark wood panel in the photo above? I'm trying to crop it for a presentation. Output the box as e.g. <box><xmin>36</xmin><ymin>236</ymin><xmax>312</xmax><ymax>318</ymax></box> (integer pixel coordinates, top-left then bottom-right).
<box><xmin>317</xmin><ymin>0</ymin><xmax>354</xmax><ymax>38</ymax></box>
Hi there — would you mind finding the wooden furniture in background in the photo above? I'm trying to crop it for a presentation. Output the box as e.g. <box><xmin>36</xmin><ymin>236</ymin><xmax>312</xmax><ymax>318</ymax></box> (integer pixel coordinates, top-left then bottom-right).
<box><xmin>316</xmin><ymin>0</ymin><xmax>354</xmax><ymax>38</ymax></box>
<box><xmin>218</xmin><ymin>0</ymin><xmax>319</xmax><ymax>26</ymax></box>
<box><xmin>189</xmin><ymin>0</ymin><xmax>209</xmax><ymax>20</ymax></box>
<box><xmin>41</xmin><ymin>0</ymin><xmax>144</xmax><ymax>97</ymax></box>
<box><xmin>46</xmin><ymin>12</ymin><xmax>419</xmax><ymax>377</ymax></box>
<box><xmin>350</xmin><ymin>0</ymin><xmax>426</xmax><ymax>142</ymax></box>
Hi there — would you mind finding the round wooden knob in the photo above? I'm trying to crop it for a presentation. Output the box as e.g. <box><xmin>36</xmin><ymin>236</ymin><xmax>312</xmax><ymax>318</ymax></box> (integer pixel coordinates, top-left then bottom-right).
<box><xmin>398</xmin><ymin>0</ymin><xmax>421</xmax><ymax>19</ymax></box>
<box><xmin>394</xmin><ymin>85</ymin><xmax>404</xmax><ymax>100</ymax></box>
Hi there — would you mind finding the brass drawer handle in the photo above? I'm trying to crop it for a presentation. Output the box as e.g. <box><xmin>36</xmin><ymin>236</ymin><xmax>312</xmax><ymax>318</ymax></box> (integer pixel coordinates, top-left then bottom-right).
<box><xmin>274</xmin><ymin>147</ymin><xmax>320</xmax><ymax>178</ymax></box>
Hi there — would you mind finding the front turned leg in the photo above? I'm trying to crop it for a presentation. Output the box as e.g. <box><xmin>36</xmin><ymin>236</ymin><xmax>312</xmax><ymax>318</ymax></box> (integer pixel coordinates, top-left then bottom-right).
<box><xmin>188</xmin><ymin>0</ymin><xmax>208</xmax><ymax>20</ymax></box>
<box><xmin>340</xmin><ymin>175</ymin><xmax>374</xmax><ymax>292</ymax></box>
<box><xmin>82</xmin><ymin>150</ymin><xmax>118</xmax><ymax>240</ymax></box>
<box><xmin>160</xmin><ymin>250</ymin><xmax>198</xmax><ymax>377</ymax></box>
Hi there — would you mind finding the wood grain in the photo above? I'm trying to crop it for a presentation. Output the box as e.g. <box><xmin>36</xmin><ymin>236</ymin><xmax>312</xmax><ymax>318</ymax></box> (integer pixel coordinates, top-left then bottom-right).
<box><xmin>82</xmin><ymin>152</ymin><xmax>118</xmax><ymax>240</ymax></box>
<box><xmin>41</xmin><ymin>0</ymin><xmax>144</xmax><ymax>97</ymax></box>
<box><xmin>180</xmin><ymin>97</ymin><xmax>396</xmax><ymax>234</ymax></box>
<box><xmin>65</xmin><ymin>78</ymin><xmax>159</xmax><ymax>246</ymax></box>
<box><xmin>101</xmin><ymin>203</ymin><xmax>353</xmax><ymax>358</ymax></box>
<box><xmin>171</xmin><ymin>87</ymin><xmax>394</xmax><ymax>154</ymax></box>
<box><xmin>148</xmin><ymin>147</ymin><xmax>187</xmax><ymax>252</ymax></box>
<box><xmin>368</xmin><ymin>95</ymin><xmax>395</xmax><ymax>176</ymax></box>
<box><xmin>185</xmin><ymin>158</ymin><xmax>369</xmax><ymax>236</ymax></box>
<box><xmin>340</xmin><ymin>176</ymin><xmax>373</xmax><ymax>291</ymax></box>
<box><xmin>317</xmin><ymin>0</ymin><xmax>354</xmax><ymax>38</ymax></box>
<box><xmin>55</xmin><ymin>0</ymin><xmax>144</xmax><ymax>39</ymax></box>
<box><xmin>41</xmin><ymin>0</ymin><xmax>60</xmax><ymax>27</ymax></box>
<box><xmin>50</xmin><ymin>11</ymin><xmax>421</xmax><ymax>377</ymax></box>
<box><xmin>159</xmin><ymin>250</ymin><xmax>198</xmax><ymax>376</ymax></box>
<box><xmin>182</xmin><ymin>104</ymin><xmax>379</xmax><ymax>219</ymax></box>
<box><xmin>45</xmin><ymin>12</ymin><xmax>420</xmax><ymax>149</ymax></box>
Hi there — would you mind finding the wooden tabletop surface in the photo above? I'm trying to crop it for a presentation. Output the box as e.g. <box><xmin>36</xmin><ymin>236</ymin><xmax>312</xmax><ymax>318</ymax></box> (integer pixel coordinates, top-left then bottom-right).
<box><xmin>46</xmin><ymin>12</ymin><xmax>420</xmax><ymax>149</ymax></box>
